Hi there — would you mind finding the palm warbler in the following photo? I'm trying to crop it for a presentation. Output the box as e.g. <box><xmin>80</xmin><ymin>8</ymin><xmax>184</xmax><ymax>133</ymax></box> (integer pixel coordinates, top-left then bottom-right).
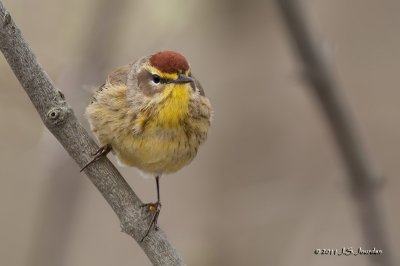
<box><xmin>82</xmin><ymin>51</ymin><xmax>212</xmax><ymax>241</ymax></box>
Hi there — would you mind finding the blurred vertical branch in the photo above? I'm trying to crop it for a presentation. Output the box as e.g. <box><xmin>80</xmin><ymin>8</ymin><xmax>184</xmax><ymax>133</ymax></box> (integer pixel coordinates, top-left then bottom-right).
<box><xmin>277</xmin><ymin>0</ymin><xmax>394</xmax><ymax>265</ymax></box>
<box><xmin>0</xmin><ymin>1</ymin><xmax>185</xmax><ymax>265</ymax></box>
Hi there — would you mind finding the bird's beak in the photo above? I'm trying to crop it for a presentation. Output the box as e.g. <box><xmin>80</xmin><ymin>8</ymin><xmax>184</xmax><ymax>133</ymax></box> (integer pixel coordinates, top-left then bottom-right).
<box><xmin>171</xmin><ymin>74</ymin><xmax>194</xmax><ymax>84</ymax></box>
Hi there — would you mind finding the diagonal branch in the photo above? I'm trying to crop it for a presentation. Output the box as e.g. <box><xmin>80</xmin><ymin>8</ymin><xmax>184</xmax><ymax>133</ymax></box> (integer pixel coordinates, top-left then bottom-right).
<box><xmin>277</xmin><ymin>0</ymin><xmax>394</xmax><ymax>265</ymax></box>
<box><xmin>0</xmin><ymin>2</ymin><xmax>185</xmax><ymax>265</ymax></box>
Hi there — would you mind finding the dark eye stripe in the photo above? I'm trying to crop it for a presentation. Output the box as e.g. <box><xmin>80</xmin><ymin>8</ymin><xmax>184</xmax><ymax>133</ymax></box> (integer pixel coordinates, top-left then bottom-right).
<box><xmin>160</xmin><ymin>78</ymin><xmax>169</xmax><ymax>84</ymax></box>
<box><xmin>152</xmin><ymin>74</ymin><xmax>171</xmax><ymax>84</ymax></box>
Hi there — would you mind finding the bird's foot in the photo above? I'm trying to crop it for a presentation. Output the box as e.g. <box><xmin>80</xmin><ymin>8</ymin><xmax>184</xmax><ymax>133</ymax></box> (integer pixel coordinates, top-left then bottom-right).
<box><xmin>140</xmin><ymin>202</ymin><xmax>162</xmax><ymax>242</ymax></box>
<box><xmin>80</xmin><ymin>144</ymin><xmax>111</xmax><ymax>172</ymax></box>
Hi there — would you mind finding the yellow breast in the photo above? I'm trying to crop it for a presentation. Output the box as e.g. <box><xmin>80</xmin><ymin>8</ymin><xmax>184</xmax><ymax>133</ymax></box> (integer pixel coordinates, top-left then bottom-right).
<box><xmin>156</xmin><ymin>84</ymin><xmax>190</xmax><ymax>127</ymax></box>
<box><xmin>86</xmin><ymin>83</ymin><xmax>210</xmax><ymax>175</ymax></box>
<box><xmin>114</xmin><ymin>84</ymin><xmax>196</xmax><ymax>174</ymax></box>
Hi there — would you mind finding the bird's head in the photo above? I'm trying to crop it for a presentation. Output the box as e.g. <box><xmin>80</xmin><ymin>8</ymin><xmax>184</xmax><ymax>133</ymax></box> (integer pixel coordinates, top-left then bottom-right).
<box><xmin>128</xmin><ymin>51</ymin><xmax>204</xmax><ymax>99</ymax></box>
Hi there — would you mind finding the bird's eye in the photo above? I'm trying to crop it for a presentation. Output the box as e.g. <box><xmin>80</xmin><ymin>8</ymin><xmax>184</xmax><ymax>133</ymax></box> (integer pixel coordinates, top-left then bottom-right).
<box><xmin>152</xmin><ymin>74</ymin><xmax>161</xmax><ymax>84</ymax></box>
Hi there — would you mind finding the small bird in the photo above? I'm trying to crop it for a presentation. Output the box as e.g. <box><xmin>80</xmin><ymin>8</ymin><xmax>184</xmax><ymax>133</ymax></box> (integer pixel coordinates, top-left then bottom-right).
<box><xmin>82</xmin><ymin>51</ymin><xmax>212</xmax><ymax>241</ymax></box>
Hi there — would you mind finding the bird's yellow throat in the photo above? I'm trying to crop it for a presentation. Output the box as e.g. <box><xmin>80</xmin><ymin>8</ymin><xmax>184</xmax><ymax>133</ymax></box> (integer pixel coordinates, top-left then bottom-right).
<box><xmin>155</xmin><ymin>84</ymin><xmax>190</xmax><ymax>128</ymax></box>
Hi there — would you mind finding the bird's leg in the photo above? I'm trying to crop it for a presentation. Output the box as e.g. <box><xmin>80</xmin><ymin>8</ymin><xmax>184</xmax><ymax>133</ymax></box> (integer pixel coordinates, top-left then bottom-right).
<box><xmin>140</xmin><ymin>175</ymin><xmax>162</xmax><ymax>242</ymax></box>
<box><xmin>80</xmin><ymin>144</ymin><xmax>112</xmax><ymax>172</ymax></box>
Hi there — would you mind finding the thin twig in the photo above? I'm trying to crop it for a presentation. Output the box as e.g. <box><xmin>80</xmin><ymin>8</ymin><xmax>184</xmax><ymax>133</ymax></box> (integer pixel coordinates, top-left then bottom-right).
<box><xmin>276</xmin><ymin>0</ymin><xmax>394</xmax><ymax>265</ymax></box>
<box><xmin>0</xmin><ymin>2</ymin><xmax>185</xmax><ymax>265</ymax></box>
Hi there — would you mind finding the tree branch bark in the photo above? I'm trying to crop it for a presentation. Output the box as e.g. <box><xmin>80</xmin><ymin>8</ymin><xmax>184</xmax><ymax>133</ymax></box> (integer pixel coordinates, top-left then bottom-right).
<box><xmin>276</xmin><ymin>1</ymin><xmax>394</xmax><ymax>265</ymax></box>
<box><xmin>0</xmin><ymin>2</ymin><xmax>185</xmax><ymax>265</ymax></box>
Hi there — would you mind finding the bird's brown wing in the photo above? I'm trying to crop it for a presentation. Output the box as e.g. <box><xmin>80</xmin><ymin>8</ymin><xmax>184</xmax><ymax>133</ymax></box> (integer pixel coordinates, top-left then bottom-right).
<box><xmin>91</xmin><ymin>65</ymin><xmax>130</xmax><ymax>103</ymax></box>
<box><xmin>106</xmin><ymin>64</ymin><xmax>130</xmax><ymax>86</ymax></box>
<box><xmin>190</xmin><ymin>74</ymin><xmax>205</xmax><ymax>96</ymax></box>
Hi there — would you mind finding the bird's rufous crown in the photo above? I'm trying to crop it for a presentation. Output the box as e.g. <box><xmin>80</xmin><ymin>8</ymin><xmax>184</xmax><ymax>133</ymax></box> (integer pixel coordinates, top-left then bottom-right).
<box><xmin>149</xmin><ymin>51</ymin><xmax>190</xmax><ymax>74</ymax></box>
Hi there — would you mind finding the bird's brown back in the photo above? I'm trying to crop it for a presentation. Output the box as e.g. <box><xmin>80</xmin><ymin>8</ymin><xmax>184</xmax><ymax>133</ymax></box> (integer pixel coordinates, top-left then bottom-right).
<box><xmin>90</xmin><ymin>65</ymin><xmax>130</xmax><ymax>104</ymax></box>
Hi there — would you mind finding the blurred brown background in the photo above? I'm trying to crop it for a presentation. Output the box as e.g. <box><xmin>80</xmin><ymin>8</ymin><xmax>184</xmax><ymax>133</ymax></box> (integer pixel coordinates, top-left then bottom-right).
<box><xmin>1</xmin><ymin>0</ymin><xmax>399</xmax><ymax>265</ymax></box>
